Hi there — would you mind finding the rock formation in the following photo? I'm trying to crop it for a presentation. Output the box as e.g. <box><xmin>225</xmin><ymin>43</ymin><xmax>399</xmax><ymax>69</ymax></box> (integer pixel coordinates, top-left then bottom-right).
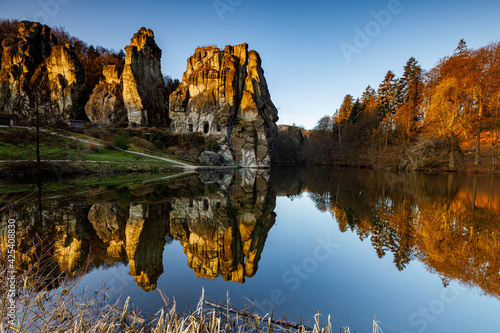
<box><xmin>31</xmin><ymin>43</ymin><xmax>87</xmax><ymax>120</ymax></box>
<box><xmin>122</xmin><ymin>27</ymin><xmax>167</xmax><ymax>127</ymax></box>
<box><xmin>169</xmin><ymin>43</ymin><xmax>278</xmax><ymax>168</ymax></box>
<box><xmin>0</xmin><ymin>21</ymin><xmax>56</xmax><ymax>115</ymax></box>
<box><xmin>85</xmin><ymin>65</ymin><xmax>126</xmax><ymax>124</ymax></box>
<box><xmin>0</xmin><ymin>21</ymin><xmax>86</xmax><ymax>120</ymax></box>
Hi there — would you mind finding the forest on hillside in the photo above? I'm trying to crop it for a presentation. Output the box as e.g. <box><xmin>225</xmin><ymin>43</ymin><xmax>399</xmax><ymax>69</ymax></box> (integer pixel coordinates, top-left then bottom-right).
<box><xmin>274</xmin><ymin>40</ymin><xmax>500</xmax><ymax>173</ymax></box>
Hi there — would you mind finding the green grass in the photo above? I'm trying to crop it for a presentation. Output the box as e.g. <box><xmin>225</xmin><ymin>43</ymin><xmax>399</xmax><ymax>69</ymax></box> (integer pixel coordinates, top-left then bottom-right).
<box><xmin>0</xmin><ymin>128</ymin><xmax>173</xmax><ymax>166</ymax></box>
<box><xmin>82</xmin><ymin>148</ymin><xmax>173</xmax><ymax>165</ymax></box>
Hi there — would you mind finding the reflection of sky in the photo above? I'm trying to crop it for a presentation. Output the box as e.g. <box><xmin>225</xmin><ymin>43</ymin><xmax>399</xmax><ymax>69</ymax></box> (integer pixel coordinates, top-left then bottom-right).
<box><xmin>78</xmin><ymin>194</ymin><xmax>500</xmax><ymax>333</ymax></box>
<box><xmin>3</xmin><ymin>0</ymin><xmax>500</xmax><ymax>129</ymax></box>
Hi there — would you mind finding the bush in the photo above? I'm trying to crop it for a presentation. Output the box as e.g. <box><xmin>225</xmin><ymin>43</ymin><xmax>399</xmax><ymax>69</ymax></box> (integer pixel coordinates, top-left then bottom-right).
<box><xmin>206</xmin><ymin>138</ymin><xmax>220</xmax><ymax>152</ymax></box>
<box><xmin>154</xmin><ymin>140</ymin><xmax>165</xmax><ymax>150</ymax></box>
<box><xmin>104</xmin><ymin>142</ymin><xmax>113</xmax><ymax>150</ymax></box>
<box><xmin>132</xmin><ymin>137</ymin><xmax>155</xmax><ymax>151</ymax></box>
<box><xmin>87</xmin><ymin>143</ymin><xmax>100</xmax><ymax>153</ymax></box>
<box><xmin>112</xmin><ymin>129</ymin><xmax>130</xmax><ymax>150</ymax></box>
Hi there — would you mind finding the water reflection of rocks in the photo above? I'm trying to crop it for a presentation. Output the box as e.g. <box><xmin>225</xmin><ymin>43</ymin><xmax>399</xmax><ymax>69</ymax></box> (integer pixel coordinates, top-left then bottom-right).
<box><xmin>170</xmin><ymin>170</ymin><xmax>276</xmax><ymax>283</ymax></box>
<box><xmin>0</xmin><ymin>170</ymin><xmax>276</xmax><ymax>291</ymax></box>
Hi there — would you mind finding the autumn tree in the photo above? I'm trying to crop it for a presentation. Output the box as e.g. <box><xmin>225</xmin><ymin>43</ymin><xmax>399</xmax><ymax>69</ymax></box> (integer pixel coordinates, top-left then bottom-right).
<box><xmin>468</xmin><ymin>43</ymin><xmax>500</xmax><ymax>166</ymax></box>
<box><xmin>425</xmin><ymin>76</ymin><xmax>466</xmax><ymax>169</ymax></box>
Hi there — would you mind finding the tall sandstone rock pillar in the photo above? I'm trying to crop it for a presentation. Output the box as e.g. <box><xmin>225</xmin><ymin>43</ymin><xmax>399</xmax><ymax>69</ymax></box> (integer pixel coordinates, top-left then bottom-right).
<box><xmin>122</xmin><ymin>27</ymin><xmax>167</xmax><ymax>127</ymax></box>
<box><xmin>169</xmin><ymin>43</ymin><xmax>278</xmax><ymax>168</ymax></box>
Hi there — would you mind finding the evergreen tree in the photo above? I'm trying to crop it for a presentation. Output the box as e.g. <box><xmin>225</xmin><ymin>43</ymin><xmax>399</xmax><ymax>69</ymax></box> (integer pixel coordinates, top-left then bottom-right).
<box><xmin>399</xmin><ymin>57</ymin><xmax>423</xmax><ymax>120</ymax></box>
<box><xmin>377</xmin><ymin>71</ymin><xmax>398</xmax><ymax>119</ymax></box>
<box><xmin>361</xmin><ymin>85</ymin><xmax>377</xmax><ymax>107</ymax></box>
<box><xmin>349</xmin><ymin>98</ymin><xmax>362</xmax><ymax>124</ymax></box>
<box><xmin>338</xmin><ymin>94</ymin><xmax>354</xmax><ymax>125</ymax></box>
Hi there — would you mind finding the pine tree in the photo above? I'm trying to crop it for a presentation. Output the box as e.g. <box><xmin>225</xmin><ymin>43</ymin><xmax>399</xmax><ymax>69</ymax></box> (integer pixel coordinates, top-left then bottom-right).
<box><xmin>397</xmin><ymin>57</ymin><xmax>424</xmax><ymax>142</ymax></box>
<box><xmin>377</xmin><ymin>71</ymin><xmax>398</xmax><ymax>119</ymax></box>
<box><xmin>338</xmin><ymin>94</ymin><xmax>354</xmax><ymax>125</ymax></box>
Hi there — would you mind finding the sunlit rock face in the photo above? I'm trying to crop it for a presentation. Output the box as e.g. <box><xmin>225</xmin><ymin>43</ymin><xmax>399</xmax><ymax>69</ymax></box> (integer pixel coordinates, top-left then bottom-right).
<box><xmin>0</xmin><ymin>22</ymin><xmax>87</xmax><ymax>120</ymax></box>
<box><xmin>170</xmin><ymin>170</ymin><xmax>276</xmax><ymax>283</ymax></box>
<box><xmin>169</xmin><ymin>44</ymin><xmax>278</xmax><ymax>168</ymax></box>
<box><xmin>122</xmin><ymin>27</ymin><xmax>167</xmax><ymax>127</ymax></box>
<box><xmin>31</xmin><ymin>43</ymin><xmax>87</xmax><ymax>120</ymax></box>
<box><xmin>0</xmin><ymin>21</ymin><xmax>56</xmax><ymax>116</ymax></box>
<box><xmin>85</xmin><ymin>65</ymin><xmax>126</xmax><ymax>124</ymax></box>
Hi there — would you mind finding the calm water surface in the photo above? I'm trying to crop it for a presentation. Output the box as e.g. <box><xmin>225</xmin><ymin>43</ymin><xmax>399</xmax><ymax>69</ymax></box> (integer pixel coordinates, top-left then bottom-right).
<box><xmin>2</xmin><ymin>167</ymin><xmax>500</xmax><ymax>332</ymax></box>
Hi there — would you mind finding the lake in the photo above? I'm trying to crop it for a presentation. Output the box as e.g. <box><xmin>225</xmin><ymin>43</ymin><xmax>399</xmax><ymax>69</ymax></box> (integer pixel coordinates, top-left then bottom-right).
<box><xmin>1</xmin><ymin>167</ymin><xmax>500</xmax><ymax>332</ymax></box>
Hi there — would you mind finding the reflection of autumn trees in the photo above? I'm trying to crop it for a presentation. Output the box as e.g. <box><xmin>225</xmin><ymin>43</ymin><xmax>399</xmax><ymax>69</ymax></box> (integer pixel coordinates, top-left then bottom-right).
<box><xmin>274</xmin><ymin>167</ymin><xmax>500</xmax><ymax>298</ymax></box>
<box><xmin>415</xmin><ymin>192</ymin><xmax>500</xmax><ymax>299</ymax></box>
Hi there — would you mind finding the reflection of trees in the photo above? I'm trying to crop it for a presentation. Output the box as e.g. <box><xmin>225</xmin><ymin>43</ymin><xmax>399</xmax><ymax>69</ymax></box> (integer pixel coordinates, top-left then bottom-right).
<box><xmin>274</xmin><ymin>167</ymin><xmax>500</xmax><ymax>298</ymax></box>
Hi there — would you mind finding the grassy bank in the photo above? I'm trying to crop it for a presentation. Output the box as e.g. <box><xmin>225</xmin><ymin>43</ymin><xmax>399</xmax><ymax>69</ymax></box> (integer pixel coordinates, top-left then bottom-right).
<box><xmin>0</xmin><ymin>127</ymin><xmax>174</xmax><ymax>165</ymax></box>
<box><xmin>0</xmin><ymin>127</ymin><xmax>188</xmax><ymax>180</ymax></box>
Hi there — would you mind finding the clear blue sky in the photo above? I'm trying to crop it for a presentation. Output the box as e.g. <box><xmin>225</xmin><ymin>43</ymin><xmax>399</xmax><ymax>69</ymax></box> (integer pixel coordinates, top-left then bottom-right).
<box><xmin>2</xmin><ymin>0</ymin><xmax>500</xmax><ymax>129</ymax></box>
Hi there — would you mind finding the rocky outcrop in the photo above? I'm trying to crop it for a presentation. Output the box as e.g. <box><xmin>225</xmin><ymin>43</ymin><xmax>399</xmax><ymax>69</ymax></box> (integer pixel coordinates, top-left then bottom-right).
<box><xmin>31</xmin><ymin>43</ymin><xmax>87</xmax><ymax>120</ymax></box>
<box><xmin>0</xmin><ymin>21</ymin><xmax>56</xmax><ymax>116</ymax></box>
<box><xmin>0</xmin><ymin>21</ymin><xmax>86</xmax><ymax>121</ymax></box>
<box><xmin>197</xmin><ymin>151</ymin><xmax>225</xmax><ymax>166</ymax></box>
<box><xmin>122</xmin><ymin>27</ymin><xmax>167</xmax><ymax>127</ymax></box>
<box><xmin>85</xmin><ymin>65</ymin><xmax>126</xmax><ymax>124</ymax></box>
<box><xmin>169</xmin><ymin>43</ymin><xmax>278</xmax><ymax>168</ymax></box>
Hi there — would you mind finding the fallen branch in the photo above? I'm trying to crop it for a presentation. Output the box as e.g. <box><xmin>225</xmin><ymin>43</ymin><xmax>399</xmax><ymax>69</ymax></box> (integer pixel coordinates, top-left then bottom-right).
<box><xmin>205</xmin><ymin>300</ymin><xmax>312</xmax><ymax>331</ymax></box>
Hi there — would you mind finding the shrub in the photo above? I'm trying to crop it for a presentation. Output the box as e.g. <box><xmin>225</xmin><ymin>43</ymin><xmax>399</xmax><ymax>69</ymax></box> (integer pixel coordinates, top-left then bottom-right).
<box><xmin>112</xmin><ymin>129</ymin><xmax>130</xmax><ymax>150</ymax></box>
<box><xmin>132</xmin><ymin>137</ymin><xmax>154</xmax><ymax>151</ymax></box>
<box><xmin>87</xmin><ymin>143</ymin><xmax>100</xmax><ymax>153</ymax></box>
<box><xmin>104</xmin><ymin>142</ymin><xmax>113</xmax><ymax>150</ymax></box>
<box><xmin>154</xmin><ymin>140</ymin><xmax>165</xmax><ymax>150</ymax></box>
<box><xmin>206</xmin><ymin>138</ymin><xmax>220</xmax><ymax>152</ymax></box>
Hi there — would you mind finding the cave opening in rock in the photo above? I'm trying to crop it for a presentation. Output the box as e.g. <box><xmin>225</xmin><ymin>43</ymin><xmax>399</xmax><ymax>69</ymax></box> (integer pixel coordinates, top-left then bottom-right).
<box><xmin>203</xmin><ymin>123</ymin><xmax>209</xmax><ymax>134</ymax></box>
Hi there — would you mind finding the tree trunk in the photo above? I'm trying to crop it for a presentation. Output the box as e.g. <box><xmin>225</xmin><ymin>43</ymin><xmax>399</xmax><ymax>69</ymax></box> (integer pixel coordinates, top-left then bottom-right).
<box><xmin>474</xmin><ymin>105</ymin><xmax>483</xmax><ymax>166</ymax></box>
<box><xmin>449</xmin><ymin>132</ymin><xmax>455</xmax><ymax>170</ymax></box>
